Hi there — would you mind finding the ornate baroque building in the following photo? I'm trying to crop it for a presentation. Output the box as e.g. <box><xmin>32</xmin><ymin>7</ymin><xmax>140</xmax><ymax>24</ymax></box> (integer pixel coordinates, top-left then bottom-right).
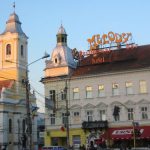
<box><xmin>42</xmin><ymin>26</ymin><xmax>150</xmax><ymax>148</ymax></box>
<box><xmin>0</xmin><ymin>11</ymin><xmax>38</xmax><ymax>149</ymax></box>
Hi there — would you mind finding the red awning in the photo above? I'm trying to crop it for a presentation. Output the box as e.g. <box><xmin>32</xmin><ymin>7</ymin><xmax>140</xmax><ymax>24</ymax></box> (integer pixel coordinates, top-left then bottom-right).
<box><xmin>108</xmin><ymin>126</ymin><xmax>150</xmax><ymax>140</ymax></box>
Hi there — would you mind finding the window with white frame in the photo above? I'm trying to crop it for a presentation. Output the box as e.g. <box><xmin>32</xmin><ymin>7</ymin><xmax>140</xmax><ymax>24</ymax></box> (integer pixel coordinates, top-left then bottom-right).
<box><xmin>87</xmin><ymin>110</ymin><xmax>93</xmax><ymax>121</ymax></box>
<box><xmin>126</xmin><ymin>82</ymin><xmax>133</xmax><ymax>95</ymax></box>
<box><xmin>86</xmin><ymin>86</ymin><xmax>92</xmax><ymax>98</ymax></box>
<box><xmin>98</xmin><ymin>85</ymin><xmax>105</xmax><ymax>97</ymax></box>
<box><xmin>49</xmin><ymin>90</ymin><xmax>55</xmax><ymax>101</ymax></box>
<box><xmin>50</xmin><ymin>113</ymin><xmax>55</xmax><ymax>125</ymax></box>
<box><xmin>62</xmin><ymin>113</ymin><xmax>67</xmax><ymax>125</ymax></box>
<box><xmin>73</xmin><ymin>88</ymin><xmax>79</xmax><ymax>100</ymax></box>
<box><xmin>112</xmin><ymin>83</ymin><xmax>119</xmax><ymax>96</ymax></box>
<box><xmin>139</xmin><ymin>80</ymin><xmax>147</xmax><ymax>94</ymax></box>
<box><xmin>61</xmin><ymin>90</ymin><xmax>66</xmax><ymax>100</ymax></box>
<box><xmin>128</xmin><ymin>108</ymin><xmax>134</xmax><ymax>120</ymax></box>
<box><xmin>99</xmin><ymin>110</ymin><xmax>106</xmax><ymax>121</ymax></box>
<box><xmin>141</xmin><ymin>107</ymin><xmax>148</xmax><ymax>119</ymax></box>
<box><xmin>73</xmin><ymin>111</ymin><xmax>80</xmax><ymax>123</ymax></box>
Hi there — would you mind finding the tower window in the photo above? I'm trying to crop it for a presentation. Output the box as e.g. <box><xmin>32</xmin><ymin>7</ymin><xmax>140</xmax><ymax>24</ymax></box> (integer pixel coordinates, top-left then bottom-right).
<box><xmin>55</xmin><ymin>58</ymin><xmax>57</xmax><ymax>63</ymax></box>
<box><xmin>21</xmin><ymin>45</ymin><xmax>24</xmax><ymax>57</ymax></box>
<box><xmin>6</xmin><ymin>44</ymin><xmax>11</xmax><ymax>55</ymax></box>
<box><xmin>62</xmin><ymin>37</ymin><xmax>64</xmax><ymax>42</ymax></box>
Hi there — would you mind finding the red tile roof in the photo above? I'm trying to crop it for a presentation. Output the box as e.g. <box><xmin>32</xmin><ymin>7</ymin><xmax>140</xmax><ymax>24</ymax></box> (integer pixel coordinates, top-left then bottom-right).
<box><xmin>0</xmin><ymin>80</ymin><xmax>14</xmax><ymax>92</ymax></box>
<box><xmin>72</xmin><ymin>45</ymin><xmax>150</xmax><ymax>77</ymax></box>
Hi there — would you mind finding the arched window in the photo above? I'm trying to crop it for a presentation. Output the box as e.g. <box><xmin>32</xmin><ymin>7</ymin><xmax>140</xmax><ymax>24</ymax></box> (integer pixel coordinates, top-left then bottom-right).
<box><xmin>9</xmin><ymin>119</ymin><xmax>12</xmax><ymax>133</ymax></box>
<box><xmin>21</xmin><ymin>45</ymin><xmax>24</xmax><ymax>57</ymax></box>
<box><xmin>55</xmin><ymin>58</ymin><xmax>57</xmax><ymax>63</ymax></box>
<box><xmin>22</xmin><ymin>119</ymin><xmax>26</xmax><ymax>133</ymax></box>
<box><xmin>6</xmin><ymin>44</ymin><xmax>11</xmax><ymax>55</ymax></box>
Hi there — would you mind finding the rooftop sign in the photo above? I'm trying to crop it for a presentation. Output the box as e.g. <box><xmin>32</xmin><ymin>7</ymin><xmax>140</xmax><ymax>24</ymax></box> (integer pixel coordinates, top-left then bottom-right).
<box><xmin>87</xmin><ymin>32</ymin><xmax>132</xmax><ymax>50</ymax></box>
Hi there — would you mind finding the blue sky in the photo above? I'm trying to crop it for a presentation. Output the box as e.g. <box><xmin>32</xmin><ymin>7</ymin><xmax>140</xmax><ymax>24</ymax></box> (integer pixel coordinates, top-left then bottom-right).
<box><xmin>0</xmin><ymin>0</ymin><xmax>150</xmax><ymax>111</ymax></box>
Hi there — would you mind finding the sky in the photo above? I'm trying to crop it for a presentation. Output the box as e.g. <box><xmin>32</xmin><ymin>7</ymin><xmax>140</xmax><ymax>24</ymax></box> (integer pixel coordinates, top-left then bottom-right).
<box><xmin>0</xmin><ymin>0</ymin><xmax>150</xmax><ymax>112</ymax></box>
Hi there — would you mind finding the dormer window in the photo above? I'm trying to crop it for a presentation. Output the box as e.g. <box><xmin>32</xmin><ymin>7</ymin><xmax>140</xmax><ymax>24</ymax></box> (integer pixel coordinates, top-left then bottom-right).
<box><xmin>6</xmin><ymin>44</ymin><xmax>11</xmax><ymax>55</ymax></box>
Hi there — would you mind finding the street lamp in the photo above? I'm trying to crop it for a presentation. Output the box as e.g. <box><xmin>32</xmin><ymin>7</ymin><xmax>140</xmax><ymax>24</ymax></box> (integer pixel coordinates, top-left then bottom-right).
<box><xmin>24</xmin><ymin>52</ymin><xmax>50</xmax><ymax>150</ymax></box>
<box><xmin>6</xmin><ymin>52</ymin><xmax>50</xmax><ymax>150</ymax></box>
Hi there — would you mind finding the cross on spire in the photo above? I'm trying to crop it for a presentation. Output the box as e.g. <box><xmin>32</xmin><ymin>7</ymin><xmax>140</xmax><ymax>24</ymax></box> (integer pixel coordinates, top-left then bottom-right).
<box><xmin>13</xmin><ymin>1</ymin><xmax>16</xmax><ymax>13</ymax></box>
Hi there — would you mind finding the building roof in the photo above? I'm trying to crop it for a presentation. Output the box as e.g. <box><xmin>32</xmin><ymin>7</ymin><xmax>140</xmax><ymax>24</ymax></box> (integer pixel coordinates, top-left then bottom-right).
<box><xmin>1</xmin><ymin>12</ymin><xmax>27</xmax><ymax>37</ymax></box>
<box><xmin>72</xmin><ymin>45</ymin><xmax>150</xmax><ymax>77</ymax></box>
<box><xmin>57</xmin><ymin>24</ymin><xmax>67</xmax><ymax>35</ymax></box>
<box><xmin>0</xmin><ymin>80</ymin><xmax>14</xmax><ymax>92</ymax></box>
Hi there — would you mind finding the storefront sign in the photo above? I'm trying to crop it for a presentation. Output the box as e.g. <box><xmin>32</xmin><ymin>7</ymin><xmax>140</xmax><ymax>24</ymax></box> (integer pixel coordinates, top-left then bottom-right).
<box><xmin>112</xmin><ymin>129</ymin><xmax>144</xmax><ymax>135</ymax></box>
<box><xmin>87</xmin><ymin>32</ymin><xmax>132</xmax><ymax>50</ymax></box>
<box><xmin>82</xmin><ymin>121</ymin><xmax>108</xmax><ymax>129</ymax></box>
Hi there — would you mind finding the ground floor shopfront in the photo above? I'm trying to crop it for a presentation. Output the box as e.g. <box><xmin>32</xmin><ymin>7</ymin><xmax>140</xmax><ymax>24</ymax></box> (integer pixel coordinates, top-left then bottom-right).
<box><xmin>44</xmin><ymin>125</ymin><xmax>150</xmax><ymax>149</ymax></box>
<box><xmin>44</xmin><ymin>128</ymin><xmax>86</xmax><ymax>148</ymax></box>
<box><xmin>105</xmin><ymin>126</ymin><xmax>150</xmax><ymax>148</ymax></box>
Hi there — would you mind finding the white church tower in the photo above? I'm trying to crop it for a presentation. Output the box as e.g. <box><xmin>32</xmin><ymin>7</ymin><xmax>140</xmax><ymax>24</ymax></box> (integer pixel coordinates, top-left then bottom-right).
<box><xmin>0</xmin><ymin>8</ymin><xmax>38</xmax><ymax>150</ymax></box>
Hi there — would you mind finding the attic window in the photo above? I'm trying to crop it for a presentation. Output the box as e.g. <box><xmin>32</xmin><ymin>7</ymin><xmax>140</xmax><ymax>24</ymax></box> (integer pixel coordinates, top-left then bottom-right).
<box><xmin>55</xmin><ymin>58</ymin><xmax>57</xmax><ymax>63</ymax></box>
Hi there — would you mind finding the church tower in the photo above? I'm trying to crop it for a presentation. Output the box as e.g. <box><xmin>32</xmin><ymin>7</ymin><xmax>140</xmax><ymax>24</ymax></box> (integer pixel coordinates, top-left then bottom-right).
<box><xmin>44</xmin><ymin>25</ymin><xmax>76</xmax><ymax>78</ymax></box>
<box><xmin>0</xmin><ymin>11</ymin><xmax>28</xmax><ymax>98</ymax></box>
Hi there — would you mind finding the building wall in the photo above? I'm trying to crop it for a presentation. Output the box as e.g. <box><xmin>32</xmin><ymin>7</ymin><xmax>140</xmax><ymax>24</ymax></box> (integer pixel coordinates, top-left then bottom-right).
<box><xmin>44</xmin><ymin>68</ymin><xmax>150</xmax><ymax>147</ymax></box>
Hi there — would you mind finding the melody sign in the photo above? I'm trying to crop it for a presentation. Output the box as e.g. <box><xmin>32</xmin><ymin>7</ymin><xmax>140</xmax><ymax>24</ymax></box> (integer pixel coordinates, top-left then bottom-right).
<box><xmin>87</xmin><ymin>32</ymin><xmax>132</xmax><ymax>50</ymax></box>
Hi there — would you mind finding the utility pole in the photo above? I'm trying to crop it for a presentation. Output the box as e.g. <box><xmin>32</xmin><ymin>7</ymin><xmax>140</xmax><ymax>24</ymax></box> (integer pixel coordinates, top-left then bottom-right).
<box><xmin>24</xmin><ymin>68</ymin><xmax>32</xmax><ymax>150</ymax></box>
<box><xmin>64</xmin><ymin>80</ymin><xmax>70</xmax><ymax>148</ymax></box>
<box><xmin>117</xmin><ymin>102</ymin><xmax>136</xmax><ymax>148</ymax></box>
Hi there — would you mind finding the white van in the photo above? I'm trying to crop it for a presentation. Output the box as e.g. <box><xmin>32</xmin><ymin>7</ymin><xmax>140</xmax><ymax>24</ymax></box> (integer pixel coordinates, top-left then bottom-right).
<box><xmin>42</xmin><ymin>146</ymin><xmax>67</xmax><ymax>150</ymax></box>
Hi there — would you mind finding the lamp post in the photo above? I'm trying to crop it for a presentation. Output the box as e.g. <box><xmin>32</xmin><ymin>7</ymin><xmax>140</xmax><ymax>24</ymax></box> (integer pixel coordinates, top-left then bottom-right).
<box><xmin>24</xmin><ymin>53</ymin><xmax>50</xmax><ymax>150</ymax></box>
<box><xmin>116</xmin><ymin>102</ymin><xmax>136</xmax><ymax>148</ymax></box>
<box><xmin>6</xmin><ymin>53</ymin><xmax>50</xmax><ymax>150</ymax></box>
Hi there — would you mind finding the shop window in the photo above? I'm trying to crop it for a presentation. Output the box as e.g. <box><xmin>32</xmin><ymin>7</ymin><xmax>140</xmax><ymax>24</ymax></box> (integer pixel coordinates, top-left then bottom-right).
<box><xmin>128</xmin><ymin>108</ymin><xmax>134</xmax><ymax>120</ymax></box>
<box><xmin>50</xmin><ymin>113</ymin><xmax>55</xmax><ymax>125</ymax></box>
<box><xmin>141</xmin><ymin>107</ymin><xmax>148</xmax><ymax>120</ymax></box>
<box><xmin>72</xmin><ymin>135</ymin><xmax>81</xmax><ymax>147</ymax></box>
<box><xmin>73</xmin><ymin>87</ymin><xmax>79</xmax><ymax>100</ymax></box>
<box><xmin>99</xmin><ymin>110</ymin><xmax>106</xmax><ymax>121</ymax></box>
<box><xmin>6</xmin><ymin>44</ymin><xmax>11</xmax><ymax>55</ymax></box>
<box><xmin>9</xmin><ymin>119</ymin><xmax>12</xmax><ymax>133</ymax></box>
<box><xmin>126</xmin><ymin>82</ymin><xmax>133</xmax><ymax>95</ymax></box>
<box><xmin>86</xmin><ymin>86</ymin><xmax>92</xmax><ymax>98</ymax></box>
<box><xmin>139</xmin><ymin>80</ymin><xmax>147</xmax><ymax>94</ymax></box>
<box><xmin>112</xmin><ymin>83</ymin><xmax>119</xmax><ymax>96</ymax></box>
<box><xmin>87</xmin><ymin>111</ymin><xmax>93</xmax><ymax>121</ymax></box>
<box><xmin>98</xmin><ymin>84</ymin><xmax>105</xmax><ymax>97</ymax></box>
